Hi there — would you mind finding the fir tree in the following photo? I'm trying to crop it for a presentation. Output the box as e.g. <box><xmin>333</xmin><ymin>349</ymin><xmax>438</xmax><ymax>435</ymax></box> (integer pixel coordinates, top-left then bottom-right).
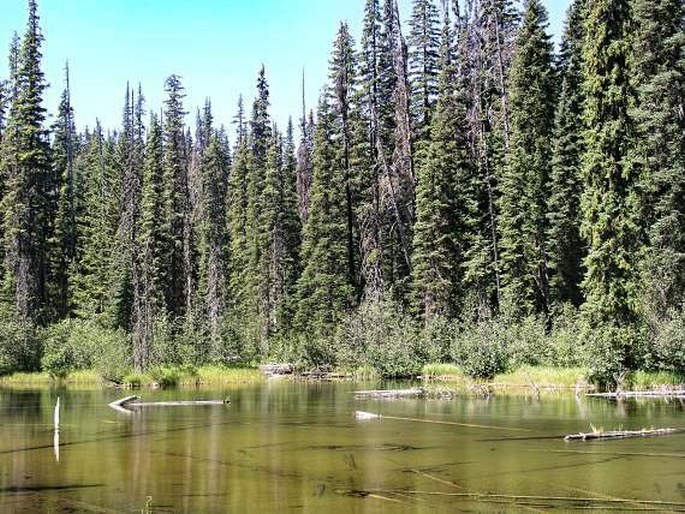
<box><xmin>134</xmin><ymin>114</ymin><xmax>164</xmax><ymax>370</ymax></box>
<box><xmin>328</xmin><ymin>22</ymin><xmax>359</xmax><ymax>292</ymax></box>
<box><xmin>407</xmin><ymin>0</ymin><xmax>441</xmax><ymax>155</ymax></box>
<box><xmin>160</xmin><ymin>75</ymin><xmax>190</xmax><ymax>319</ymax></box>
<box><xmin>580</xmin><ymin>0</ymin><xmax>641</xmax><ymax>325</ymax></box>
<box><xmin>498</xmin><ymin>0</ymin><xmax>555</xmax><ymax>317</ymax></box>
<box><xmin>0</xmin><ymin>0</ymin><xmax>52</xmax><ymax>322</ymax></box>
<box><xmin>196</xmin><ymin>121</ymin><xmax>230</xmax><ymax>359</ymax></box>
<box><xmin>49</xmin><ymin>63</ymin><xmax>77</xmax><ymax>319</ymax></box>
<box><xmin>634</xmin><ymin>0</ymin><xmax>685</xmax><ymax>314</ymax></box>
<box><xmin>296</xmin><ymin>94</ymin><xmax>354</xmax><ymax>335</ymax></box>
<box><xmin>412</xmin><ymin>2</ymin><xmax>471</xmax><ymax>319</ymax></box>
<box><xmin>547</xmin><ymin>0</ymin><xmax>586</xmax><ymax>308</ymax></box>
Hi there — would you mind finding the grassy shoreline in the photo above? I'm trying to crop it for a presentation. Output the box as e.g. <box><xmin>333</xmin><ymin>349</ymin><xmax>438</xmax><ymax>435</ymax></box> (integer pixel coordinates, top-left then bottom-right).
<box><xmin>1</xmin><ymin>364</ymin><xmax>682</xmax><ymax>392</ymax></box>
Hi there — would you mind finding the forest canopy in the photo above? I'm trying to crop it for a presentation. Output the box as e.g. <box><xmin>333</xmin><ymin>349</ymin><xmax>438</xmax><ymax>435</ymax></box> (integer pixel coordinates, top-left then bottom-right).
<box><xmin>0</xmin><ymin>0</ymin><xmax>683</xmax><ymax>388</ymax></box>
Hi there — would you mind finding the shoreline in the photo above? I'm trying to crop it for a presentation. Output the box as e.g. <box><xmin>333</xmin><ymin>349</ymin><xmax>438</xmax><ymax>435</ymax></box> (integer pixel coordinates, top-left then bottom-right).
<box><xmin>0</xmin><ymin>365</ymin><xmax>682</xmax><ymax>395</ymax></box>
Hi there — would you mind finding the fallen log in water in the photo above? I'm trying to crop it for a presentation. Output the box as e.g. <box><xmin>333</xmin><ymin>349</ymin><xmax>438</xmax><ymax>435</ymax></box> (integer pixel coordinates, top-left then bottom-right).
<box><xmin>108</xmin><ymin>395</ymin><xmax>140</xmax><ymax>414</ymax></box>
<box><xmin>564</xmin><ymin>428</ymin><xmax>678</xmax><ymax>441</ymax></box>
<box><xmin>353</xmin><ymin>388</ymin><xmax>425</xmax><ymax>399</ymax></box>
<box><xmin>108</xmin><ymin>395</ymin><xmax>229</xmax><ymax>413</ymax></box>
<box><xmin>587</xmin><ymin>390</ymin><xmax>685</xmax><ymax>400</ymax></box>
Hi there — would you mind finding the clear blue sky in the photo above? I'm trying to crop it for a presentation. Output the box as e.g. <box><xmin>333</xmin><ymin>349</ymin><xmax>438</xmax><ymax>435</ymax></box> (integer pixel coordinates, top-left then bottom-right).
<box><xmin>1</xmin><ymin>0</ymin><xmax>571</xmax><ymax>135</ymax></box>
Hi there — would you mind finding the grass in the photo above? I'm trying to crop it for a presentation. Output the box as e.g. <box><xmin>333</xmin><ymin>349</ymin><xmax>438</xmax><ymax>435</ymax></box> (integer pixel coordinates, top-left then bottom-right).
<box><xmin>632</xmin><ymin>370</ymin><xmax>685</xmax><ymax>390</ymax></box>
<box><xmin>421</xmin><ymin>363</ymin><xmax>464</xmax><ymax>380</ymax></box>
<box><xmin>352</xmin><ymin>365</ymin><xmax>381</xmax><ymax>381</ymax></box>
<box><xmin>0</xmin><ymin>370</ymin><xmax>102</xmax><ymax>386</ymax></box>
<box><xmin>494</xmin><ymin>366</ymin><xmax>588</xmax><ymax>389</ymax></box>
<box><xmin>183</xmin><ymin>365</ymin><xmax>263</xmax><ymax>386</ymax></box>
<box><xmin>2</xmin><ymin>365</ymin><xmax>264</xmax><ymax>389</ymax></box>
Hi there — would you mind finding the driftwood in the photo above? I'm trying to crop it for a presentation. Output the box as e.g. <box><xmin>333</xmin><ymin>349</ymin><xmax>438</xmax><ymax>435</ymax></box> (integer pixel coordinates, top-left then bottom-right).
<box><xmin>354</xmin><ymin>411</ymin><xmax>530</xmax><ymax>432</ymax></box>
<box><xmin>259</xmin><ymin>364</ymin><xmax>294</xmax><ymax>377</ymax></box>
<box><xmin>564</xmin><ymin>428</ymin><xmax>678</xmax><ymax>441</ymax></box>
<box><xmin>108</xmin><ymin>395</ymin><xmax>229</xmax><ymax>413</ymax></box>
<box><xmin>353</xmin><ymin>388</ymin><xmax>424</xmax><ymax>399</ymax></box>
<box><xmin>587</xmin><ymin>390</ymin><xmax>685</xmax><ymax>400</ymax></box>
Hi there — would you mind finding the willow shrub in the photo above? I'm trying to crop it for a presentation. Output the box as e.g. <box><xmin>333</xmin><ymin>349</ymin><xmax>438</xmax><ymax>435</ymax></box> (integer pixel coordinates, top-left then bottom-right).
<box><xmin>40</xmin><ymin>319</ymin><xmax>131</xmax><ymax>382</ymax></box>
<box><xmin>335</xmin><ymin>300</ymin><xmax>425</xmax><ymax>378</ymax></box>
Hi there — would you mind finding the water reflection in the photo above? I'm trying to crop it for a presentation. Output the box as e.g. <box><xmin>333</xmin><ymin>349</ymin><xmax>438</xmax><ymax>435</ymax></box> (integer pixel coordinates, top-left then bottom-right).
<box><xmin>0</xmin><ymin>384</ymin><xmax>684</xmax><ymax>513</ymax></box>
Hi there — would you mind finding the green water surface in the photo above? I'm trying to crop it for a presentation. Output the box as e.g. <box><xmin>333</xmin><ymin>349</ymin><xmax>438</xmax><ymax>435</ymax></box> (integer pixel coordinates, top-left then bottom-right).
<box><xmin>1</xmin><ymin>383</ymin><xmax>684</xmax><ymax>513</ymax></box>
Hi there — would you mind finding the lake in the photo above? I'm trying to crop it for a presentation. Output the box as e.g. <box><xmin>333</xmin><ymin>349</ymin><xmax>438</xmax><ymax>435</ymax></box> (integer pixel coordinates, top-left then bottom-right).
<box><xmin>1</xmin><ymin>382</ymin><xmax>684</xmax><ymax>513</ymax></box>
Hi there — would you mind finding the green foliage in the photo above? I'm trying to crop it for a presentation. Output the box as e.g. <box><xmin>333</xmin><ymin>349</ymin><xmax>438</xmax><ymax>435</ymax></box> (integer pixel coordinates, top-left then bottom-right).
<box><xmin>0</xmin><ymin>304</ymin><xmax>40</xmax><ymax>375</ymax></box>
<box><xmin>547</xmin><ymin>0</ymin><xmax>586</xmax><ymax>307</ymax></box>
<box><xmin>149</xmin><ymin>365</ymin><xmax>182</xmax><ymax>388</ymax></box>
<box><xmin>499</xmin><ymin>0</ymin><xmax>555</xmax><ymax>317</ymax></box>
<box><xmin>585</xmin><ymin>323</ymin><xmax>644</xmax><ymax>391</ymax></box>
<box><xmin>335</xmin><ymin>300</ymin><xmax>422</xmax><ymax>378</ymax></box>
<box><xmin>580</xmin><ymin>0</ymin><xmax>643</xmax><ymax>325</ymax></box>
<box><xmin>647</xmin><ymin>308</ymin><xmax>685</xmax><ymax>373</ymax></box>
<box><xmin>451</xmin><ymin>320</ymin><xmax>509</xmax><ymax>380</ymax></box>
<box><xmin>412</xmin><ymin>10</ymin><xmax>471</xmax><ymax>319</ymax></box>
<box><xmin>40</xmin><ymin>319</ymin><xmax>131</xmax><ymax>381</ymax></box>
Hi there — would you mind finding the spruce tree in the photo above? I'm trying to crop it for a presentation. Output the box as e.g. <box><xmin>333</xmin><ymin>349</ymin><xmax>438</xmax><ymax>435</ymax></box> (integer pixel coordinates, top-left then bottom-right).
<box><xmin>160</xmin><ymin>75</ymin><xmax>190</xmax><ymax>319</ymax></box>
<box><xmin>580</xmin><ymin>0</ymin><xmax>641</xmax><ymax>325</ymax></box>
<box><xmin>328</xmin><ymin>22</ymin><xmax>359</xmax><ymax>292</ymax></box>
<box><xmin>0</xmin><ymin>0</ymin><xmax>52</xmax><ymax>322</ymax></box>
<box><xmin>134</xmin><ymin>114</ymin><xmax>164</xmax><ymax>370</ymax></box>
<box><xmin>196</xmin><ymin>121</ymin><xmax>230</xmax><ymax>359</ymax></box>
<box><xmin>547</xmin><ymin>0</ymin><xmax>586</xmax><ymax>308</ymax></box>
<box><xmin>412</xmin><ymin>3</ymin><xmax>471</xmax><ymax>319</ymax></box>
<box><xmin>634</xmin><ymin>0</ymin><xmax>685</xmax><ymax>314</ymax></box>
<box><xmin>295</xmin><ymin>94</ymin><xmax>354</xmax><ymax>335</ymax></box>
<box><xmin>49</xmin><ymin>63</ymin><xmax>77</xmax><ymax>319</ymax></box>
<box><xmin>498</xmin><ymin>0</ymin><xmax>555</xmax><ymax>317</ymax></box>
<box><xmin>407</xmin><ymin>0</ymin><xmax>441</xmax><ymax>157</ymax></box>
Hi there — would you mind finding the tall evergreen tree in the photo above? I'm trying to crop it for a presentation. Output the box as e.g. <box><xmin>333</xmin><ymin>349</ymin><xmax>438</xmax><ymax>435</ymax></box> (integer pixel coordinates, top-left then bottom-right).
<box><xmin>498</xmin><ymin>0</ymin><xmax>555</xmax><ymax>317</ymax></box>
<box><xmin>547</xmin><ymin>0</ymin><xmax>586</xmax><ymax>308</ymax></box>
<box><xmin>634</xmin><ymin>0</ymin><xmax>685</xmax><ymax>314</ymax></box>
<box><xmin>580</xmin><ymin>0</ymin><xmax>641</xmax><ymax>325</ymax></box>
<box><xmin>134</xmin><ymin>114</ymin><xmax>164</xmax><ymax>370</ymax></box>
<box><xmin>328</xmin><ymin>22</ymin><xmax>359</xmax><ymax>292</ymax></box>
<box><xmin>412</xmin><ymin>3</ymin><xmax>472</xmax><ymax>319</ymax></box>
<box><xmin>72</xmin><ymin>125</ymin><xmax>120</xmax><ymax>319</ymax></box>
<box><xmin>160</xmin><ymin>75</ymin><xmax>190</xmax><ymax>319</ymax></box>
<box><xmin>0</xmin><ymin>0</ymin><xmax>52</xmax><ymax>322</ymax></box>
<box><xmin>196</xmin><ymin>120</ymin><xmax>230</xmax><ymax>359</ymax></box>
<box><xmin>295</xmin><ymin>95</ymin><xmax>354</xmax><ymax>334</ymax></box>
<box><xmin>49</xmin><ymin>63</ymin><xmax>77</xmax><ymax>319</ymax></box>
<box><xmin>407</xmin><ymin>0</ymin><xmax>441</xmax><ymax>155</ymax></box>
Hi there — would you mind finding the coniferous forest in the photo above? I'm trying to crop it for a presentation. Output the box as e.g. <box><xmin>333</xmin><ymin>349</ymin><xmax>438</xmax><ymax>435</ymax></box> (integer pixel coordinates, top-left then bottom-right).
<box><xmin>0</xmin><ymin>0</ymin><xmax>683</xmax><ymax>388</ymax></box>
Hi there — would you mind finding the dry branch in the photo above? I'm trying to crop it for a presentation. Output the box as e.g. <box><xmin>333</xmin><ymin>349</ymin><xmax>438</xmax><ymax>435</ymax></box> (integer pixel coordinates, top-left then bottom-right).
<box><xmin>564</xmin><ymin>428</ymin><xmax>678</xmax><ymax>441</ymax></box>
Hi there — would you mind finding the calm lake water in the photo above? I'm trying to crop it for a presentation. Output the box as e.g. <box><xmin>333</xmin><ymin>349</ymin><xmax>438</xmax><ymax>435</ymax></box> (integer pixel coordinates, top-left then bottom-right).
<box><xmin>1</xmin><ymin>382</ymin><xmax>684</xmax><ymax>513</ymax></box>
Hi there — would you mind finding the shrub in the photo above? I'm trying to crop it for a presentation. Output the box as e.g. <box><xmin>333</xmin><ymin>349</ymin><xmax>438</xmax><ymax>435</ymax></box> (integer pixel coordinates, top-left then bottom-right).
<box><xmin>586</xmin><ymin>323</ymin><xmax>643</xmax><ymax>391</ymax></box>
<box><xmin>40</xmin><ymin>320</ymin><xmax>131</xmax><ymax>381</ymax></box>
<box><xmin>335</xmin><ymin>300</ymin><xmax>422</xmax><ymax>378</ymax></box>
<box><xmin>452</xmin><ymin>320</ymin><xmax>509</xmax><ymax>379</ymax></box>
<box><xmin>149</xmin><ymin>366</ymin><xmax>182</xmax><ymax>388</ymax></box>
<box><xmin>0</xmin><ymin>305</ymin><xmax>41</xmax><ymax>375</ymax></box>
<box><xmin>506</xmin><ymin>315</ymin><xmax>550</xmax><ymax>368</ymax></box>
<box><xmin>648</xmin><ymin>308</ymin><xmax>685</xmax><ymax>373</ymax></box>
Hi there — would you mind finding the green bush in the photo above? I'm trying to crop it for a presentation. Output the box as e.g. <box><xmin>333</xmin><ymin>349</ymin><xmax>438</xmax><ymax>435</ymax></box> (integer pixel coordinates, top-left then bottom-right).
<box><xmin>417</xmin><ymin>316</ymin><xmax>454</xmax><ymax>363</ymax></box>
<box><xmin>149</xmin><ymin>366</ymin><xmax>182</xmax><ymax>388</ymax></box>
<box><xmin>40</xmin><ymin>320</ymin><xmax>131</xmax><ymax>381</ymax></box>
<box><xmin>547</xmin><ymin>304</ymin><xmax>590</xmax><ymax>367</ymax></box>
<box><xmin>335</xmin><ymin>300</ymin><xmax>422</xmax><ymax>378</ymax></box>
<box><xmin>586</xmin><ymin>323</ymin><xmax>643</xmax><ymax>391</ymax></box>
<box><xmin>648</xmin><ymin>308</ymin><xmax>685</xmax><ymax>373</ymax></box>
<box><xmin>452</xmin><ymin>320</ymin><xmax>509</xmax><ymax>379</ymax></box>
<box><xmin>506</xmin><ymin>315</ymin><xmax>550</xmax><ymax>368</ymax></box>
<box><xmin>0</xmin><ymin>305</ymin><xmax>41</xmax><ymax>375</ymax></box>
